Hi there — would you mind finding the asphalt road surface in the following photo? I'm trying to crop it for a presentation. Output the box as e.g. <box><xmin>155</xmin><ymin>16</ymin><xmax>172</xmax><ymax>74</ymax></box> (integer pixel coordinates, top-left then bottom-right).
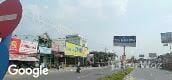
<box><xmin>4</xmin><ymin>67</ymin><xmax>118</xmax><ymax>80</ymax></box>
<box><xmin>126</xmin><ymin>68</ymin><xmax>172</xmax><ymax>80</ymax></box>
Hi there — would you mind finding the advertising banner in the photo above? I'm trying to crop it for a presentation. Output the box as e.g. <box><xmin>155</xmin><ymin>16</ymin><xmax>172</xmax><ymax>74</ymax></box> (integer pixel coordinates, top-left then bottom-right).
<box><xmin>161</xmin><ymin>32</ymin><xmax>172</xmax><ymax>43</ymax></box>
<box><xmin>52</xmin><ymin>41</ymin><xmax>59</xmax><ymax>52</ymax></box>
<box><xmin>65</xmin><ymin>42</ymin><xmax>82</xmax><ymax>56</ymax></box>
<box><xmin>19</xmin><ymin>40</ymin><xmax>38</xmax><ymax>54</ymax></box>
<box><xmin>52</xmin><ymin>39</ymin><xmax>65</xmax><ymax>52</ymax></box>
<box><xmin>113</xmin><ymin>36</ymin><xmax>136</xmax><ymax>47</ymax></box>
<box><xmin>9</xmin><ymin>37</ymin><xmax>21</xmax><ymax>54</ymax></box>
<box><xmin>139</xmin><ymin>54</ymin><xmax>144</xmax><ymax>58</ymax></box>
<box><xmin>39</xmin><ymin>47</ymin><xmax>52</xmax><ymax>54</ymax></box>
<box><xmin>9</xmin><ymin>54</ymin><xmax>38</xmax><ymax>61</ymax></box>
<box><xmin>82</xmin><ymin>47</ymin><xmax>89</xmax><ymax>57</ymax></box>
<box><xmin>149</xmin><ymin>53</ymin><xmax>157</xmax><ymax>58</ymax></box>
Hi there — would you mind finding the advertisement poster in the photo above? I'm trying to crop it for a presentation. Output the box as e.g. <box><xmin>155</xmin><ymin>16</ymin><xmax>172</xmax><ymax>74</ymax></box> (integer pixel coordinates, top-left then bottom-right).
<box><xmin>9</xmin><ymin>37</ymin><xmax>21</xmax><ymax>54</ymax></box>
<box><xmin>19</xmin><ymin>40</ymin><xmax>38</xmax><ymax>54</ymax></box>
<box><xmin>113</xmin><ymin>36</ymin><xmax>136</xmax><ymax>47</ymax></box>
<box><xmin>39</xmin><ymin>47</ymin><xmax>52</xmax><ymax>54</ymax></box>
<box><xmin>65</xmin><ymin>42</ymin><xmax>82</xmax><ymax>56</ymax></box>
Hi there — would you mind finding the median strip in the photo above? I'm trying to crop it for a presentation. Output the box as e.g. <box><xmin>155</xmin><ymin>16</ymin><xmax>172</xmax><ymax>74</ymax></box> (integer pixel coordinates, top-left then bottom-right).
<box><xmin>98</xmin><ymin>68</ymin><xmax>134</xmax><ymax>80</ymax></box>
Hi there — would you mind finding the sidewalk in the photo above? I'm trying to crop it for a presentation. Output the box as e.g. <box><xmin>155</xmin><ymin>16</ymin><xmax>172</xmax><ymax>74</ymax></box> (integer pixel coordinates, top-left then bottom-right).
<box><xmin>124</xmin><ymin>68</ymin><xmax>172</xmax><ymax>80</ymax></box>
<box><xmin>48</xmin><ymin>66</ymin><xmax>108</xmax><ymax>73</ymax></box>
<box><xmin>4</xmin><ymin>66</ymin><xmax>109</xmax><ymax>78</ymax></box>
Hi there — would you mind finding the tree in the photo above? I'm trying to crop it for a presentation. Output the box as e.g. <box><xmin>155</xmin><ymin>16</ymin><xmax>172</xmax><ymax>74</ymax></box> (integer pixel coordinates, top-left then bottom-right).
<box><xmin>38</xmin><ymin>32</ymin><xmax>52</xmax><ymax>48</ymax></box>
<box><xmin>90</xmin><ymin>51</ymin><xmax>117</xmax><ymax>66</ymax></box>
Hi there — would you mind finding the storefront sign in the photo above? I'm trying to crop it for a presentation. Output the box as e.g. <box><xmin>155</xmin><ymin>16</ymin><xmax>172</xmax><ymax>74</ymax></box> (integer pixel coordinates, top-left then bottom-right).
<box><xmin>19</xmin><ymin>40</ymin><xmax>38</xmax><ymax>54</ymax></box>
<box><xmin>65</xmin><ymin>42</ymin><xmax>82</xmax><ymax>56</ymax></box>
<box><xmin>9</xmin><ymin>37</ymin><xmax>21</xmax><ymax>54</ymax></box>
<box><xmin>39</xmin><ymin>47</ymin><xmax>51</xmax><ymax>54</ymax></box>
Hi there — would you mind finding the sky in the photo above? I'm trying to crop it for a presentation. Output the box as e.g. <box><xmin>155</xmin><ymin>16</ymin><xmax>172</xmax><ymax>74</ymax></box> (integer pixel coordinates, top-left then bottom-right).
<box><xmin>12</xmin><ymin>0</ymin><xmax>172</xmax><ymax>58</ymax></box>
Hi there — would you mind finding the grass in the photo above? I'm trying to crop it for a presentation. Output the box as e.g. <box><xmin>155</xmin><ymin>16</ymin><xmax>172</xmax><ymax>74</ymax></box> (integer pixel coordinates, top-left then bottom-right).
<box><xmin>98</xmin><ymin>68</ymin><xmax>134</xmax><ymax>80</ymax></box>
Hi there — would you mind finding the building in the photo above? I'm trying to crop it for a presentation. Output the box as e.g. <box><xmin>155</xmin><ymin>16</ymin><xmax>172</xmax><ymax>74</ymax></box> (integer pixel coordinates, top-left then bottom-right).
<box><xmin>9</xmin><ymin>36</ymin><xmax>39</xmax><ymax>68</ymax></box>
<box><xmin>66</xmin><ymin>34</ymin><xmax>87</xmax><ymax>47</ymax></box>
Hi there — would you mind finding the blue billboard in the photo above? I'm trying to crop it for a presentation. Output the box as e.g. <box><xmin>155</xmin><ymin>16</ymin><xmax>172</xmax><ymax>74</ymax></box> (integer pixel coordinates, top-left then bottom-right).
<box><xmin>113</xmin><ymin>36</ymin><xmax>136</xmax><ymax>47</ymax></box>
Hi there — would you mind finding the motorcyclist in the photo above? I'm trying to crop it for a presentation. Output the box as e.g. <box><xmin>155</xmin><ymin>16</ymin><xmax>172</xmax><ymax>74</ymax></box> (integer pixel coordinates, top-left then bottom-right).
<box><xmin>76</xmin><ymin>62</ymin><xmax>81</xmax><ymax>73</ymax></box>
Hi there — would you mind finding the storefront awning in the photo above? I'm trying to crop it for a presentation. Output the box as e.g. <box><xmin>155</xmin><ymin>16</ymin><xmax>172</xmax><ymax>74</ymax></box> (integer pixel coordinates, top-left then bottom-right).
<box><xmin>19</xmin><ymin>57</ymin><xmax>39</xmax><ymax>61</ymax></box>
<box><xmin>9</xmin><ymin>54</ymin><xmax>39</xmax><ymax>61</ymax></box>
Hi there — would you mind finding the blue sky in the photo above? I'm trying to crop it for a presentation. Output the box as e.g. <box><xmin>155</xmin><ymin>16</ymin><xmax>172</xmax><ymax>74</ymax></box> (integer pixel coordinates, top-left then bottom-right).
<box><xmin>13</xmin><ymin>0</ymin><xmax>172</xmax><ymax>58</ymax></box>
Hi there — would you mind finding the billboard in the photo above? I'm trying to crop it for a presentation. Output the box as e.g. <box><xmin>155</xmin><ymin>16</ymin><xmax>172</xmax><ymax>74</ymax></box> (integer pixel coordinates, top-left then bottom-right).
<box><xmin>52</xmin><ymin>41</ymin><xmax>59</xmax><ymax>52</ymax></box>
<box><xmin>113</xmin><ymin>36</ymin><xmax>136</xmax><ymax>47</ymax></box>
<box><xmin>82</xmin><ymin>47</ymin><xmax>89</xmax><ymax>57</ymax></box>
<box><xmin>39</xmin><ymin>47</ymin><xmax>52</xmax><ymax>54</ymax></box>
<box><xmin>149</xmin><ymin>53</ymin><xmax>157</xmax><ymax>58</ymax></box>
<box><xmin>161</xmin><ymin>32</ymin><xmax>172</xmax><ymax>43</ymax></box>
<box><xmin>139</xmin><ymin>54</ymin><xmax>144</xmax><ymax>57</ymax></box>
<box><xmin>9</xmin><ymin>54</ymin><xmax>38</xmax><ymax>61</ymax></box>
<box><xmin>52</xmin><ymin>39</ymin><xmax>65</xmax><ymax>52</ymax></box>
<box><xmin>65</xmin><ymin>42</ymin><xmax>82</xmax><ymax>56</ymax></box>
<box><xmin>19</xmin><ymin>40</ymin><xmax>38</xmax><ymax>54</ymax></box>
<box><xmin>9</xmin><ymin>37</ymin><xmax>21</xmax><ymax>54</ymax></box>
<box><xmin>9</xmin><ymin>37</ymin><xmax>38</xmax><ymax>54</ymax></box>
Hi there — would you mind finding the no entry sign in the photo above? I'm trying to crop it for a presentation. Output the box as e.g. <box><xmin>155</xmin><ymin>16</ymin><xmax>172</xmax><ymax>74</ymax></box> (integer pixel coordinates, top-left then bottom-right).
<box><xmin>0</xmin><ymin>0</ymin><xmax>22</xmax><ymax>79</ymax></box>
<box><xmin>0</xmin><ymin>0</ymin><xmax>22</xmax><ymax>38</ymax></box>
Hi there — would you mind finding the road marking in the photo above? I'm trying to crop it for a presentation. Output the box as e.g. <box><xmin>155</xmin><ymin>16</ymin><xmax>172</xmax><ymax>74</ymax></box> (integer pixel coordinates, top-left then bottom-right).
<box><xmin>0</xmin><ymin>14</ymin><xmax>17</xmax><ymax>21</ymax></box>
<box><xmin>77</xmin><ymin>74</ymin><xmax>90</xmax><ymax>79</ymax></box>
<box><xmin>150</xmin><ymin>73</ymin><xmax>152</xmax><ymax>76</ymax></box>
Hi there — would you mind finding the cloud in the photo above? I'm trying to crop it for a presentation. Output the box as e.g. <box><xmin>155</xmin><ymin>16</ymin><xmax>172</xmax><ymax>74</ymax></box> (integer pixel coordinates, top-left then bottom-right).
<box><xmin>55</xmin><ymin>0</ymin><xmax>129</xmax><ymax>20</ymax></box>
<box><xmin>164</xmin><ymin>15</ymin><xmax>172</xmax><ymax>25</ymax></box>
<box><xmin>14</xmin><ymin>0</ymin><xmax>129</xmax><ymax>38</ymax></box>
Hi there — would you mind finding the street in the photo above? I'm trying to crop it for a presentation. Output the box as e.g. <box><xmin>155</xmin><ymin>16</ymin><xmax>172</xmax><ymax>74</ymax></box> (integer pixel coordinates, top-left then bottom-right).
<box><xmin>125</xmin><ymin>68</ymin><xmax>172</xmax><ymax>80</ymax></box>
<box><xmin>4</xmin><ymin>67</ymin><xmax>118</xmax><ymax>80</ymax></box>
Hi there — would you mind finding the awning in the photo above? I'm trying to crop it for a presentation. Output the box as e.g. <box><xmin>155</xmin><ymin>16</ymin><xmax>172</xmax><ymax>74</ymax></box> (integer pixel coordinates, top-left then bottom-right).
<box><xmin>9</xmin><ymin>54</ymin><xmax>39</xmax><ymax>61</ymax></box>
<box><xmin>19</xmin><ymin>57</ymin><xmax>39</xmax><ymax>61</ymax></box>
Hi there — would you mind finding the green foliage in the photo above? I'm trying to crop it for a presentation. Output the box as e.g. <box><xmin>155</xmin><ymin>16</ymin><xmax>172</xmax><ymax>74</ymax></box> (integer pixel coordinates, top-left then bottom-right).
<box><xmin>98</xmin><ymin>68</ymin><xmax>134</xmax><ymax>80</ymax></box>
<box><xmin>38</xmin><ymin>33</ymin><xmax>52</xmax><ymax>48</ymax></box>
<box><xmin>90</xmin><ymin>51</ymin><xmax>117</xmax><ymax>64</ymax></box>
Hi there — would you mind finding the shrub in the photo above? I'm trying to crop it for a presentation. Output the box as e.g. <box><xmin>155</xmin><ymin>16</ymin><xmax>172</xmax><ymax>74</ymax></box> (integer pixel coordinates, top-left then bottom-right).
<box><xmin>98</xmin><ymin>68</ymin><xmax>134</xmax><ymax>80</ymax></box>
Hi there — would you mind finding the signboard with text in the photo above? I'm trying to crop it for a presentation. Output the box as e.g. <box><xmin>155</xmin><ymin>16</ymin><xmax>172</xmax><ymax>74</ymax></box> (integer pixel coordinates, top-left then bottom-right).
<box><xmin>39</xmin><ymin>47</ymin><xmax>52</xmax><ymax>54</ymax></box>
<box><xmin>139</xmin><ymin>54</ymin><xmax>145</xmax><ymax>58</ymax></box>
<box><xmin>149</xmin><ymin>53</ymin><xmax>157</xmax><ymax>58</ymax></box>
<box><xmin>9</xmin><ymin>37</ymin><xmax>38</xmax><ymax>54</ymax></box>
<box><xmin>65</xmin><ymin>42</ymin><xmax>82</xmax><ymax>56</ymax></box>
<box><xmin>161</xmin><ymin>32</ymin><xmax>172</xmax><ymax>43</ymax></box>
<box><xmin>113</xmin><ymin>36</ymin><xmax>136</xmax><ymax>47</ymax></box>
<box><xmin>19</xmin><ymin>40</ymin><xmax>38</xmax><ymax>54</ymax></box>
<box><xmin>9</xmin><ymin>37</ymin><xmax>21</xmax><ymax>54</ymax></box>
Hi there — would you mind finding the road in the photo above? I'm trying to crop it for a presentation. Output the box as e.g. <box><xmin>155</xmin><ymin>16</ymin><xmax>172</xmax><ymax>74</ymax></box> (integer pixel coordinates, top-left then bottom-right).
<box><xmin>125</xmin><ymin>68</ymin><xmax>172</xmax><ymax>80</ymax></box>
<box><xmin>4</xmin><ymin>67</ymin><xmax>118</xmax><ymax>80</ymax></box>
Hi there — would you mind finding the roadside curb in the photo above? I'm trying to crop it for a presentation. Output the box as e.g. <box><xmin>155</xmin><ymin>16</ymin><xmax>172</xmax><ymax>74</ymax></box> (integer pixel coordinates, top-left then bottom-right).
<box><xmin>123</xmin><ymin>69</ymin><xmax>136</xmax><ymax>80</ymax></box>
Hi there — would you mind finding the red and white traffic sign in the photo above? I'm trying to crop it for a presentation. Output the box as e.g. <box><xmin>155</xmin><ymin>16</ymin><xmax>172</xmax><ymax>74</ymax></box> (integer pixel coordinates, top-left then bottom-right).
<box><xmin>0</xmin><ymin>0</ymin><xmax>22</xmax><ymax>38</ymax></box>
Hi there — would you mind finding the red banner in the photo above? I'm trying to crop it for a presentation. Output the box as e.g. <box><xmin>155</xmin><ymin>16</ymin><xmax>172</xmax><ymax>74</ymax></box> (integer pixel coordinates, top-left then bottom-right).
<box><xmin>9</xmin><ymin>37</ymin><xmax>21</xmax><ymax>54</ymax></box>
<box><xmin>19</xmin><ymin>40</ymin><xmax>38</xmax><ymax>54</ymax></box>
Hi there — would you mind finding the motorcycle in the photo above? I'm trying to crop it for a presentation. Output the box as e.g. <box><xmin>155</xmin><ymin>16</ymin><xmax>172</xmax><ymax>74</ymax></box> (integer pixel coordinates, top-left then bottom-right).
<box><xmin>76</xmin><ymin>66</ymin><xmax>81</xmax><ymax>73</ymax></box>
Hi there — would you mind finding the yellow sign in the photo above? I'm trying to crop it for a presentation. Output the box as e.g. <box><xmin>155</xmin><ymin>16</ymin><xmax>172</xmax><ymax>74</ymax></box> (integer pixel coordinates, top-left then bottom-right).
<box><xmin>65</xmin><ymin>42</ymin><xmax>82</xmax><ymax>56</ymax></box>
<box><xmin>65</xmin><ymin>42</ymin><xmax>89</xmax><ymax>57</ymax></box>
<box><xmin>11</xmin><ymin>41</ymin><xmax>17</xmax><ymax>49</ymax></box>
<box><xmin>82</xmin><ymin>47</ymin><xmax>89</xmax><ymax>57</ymax></box>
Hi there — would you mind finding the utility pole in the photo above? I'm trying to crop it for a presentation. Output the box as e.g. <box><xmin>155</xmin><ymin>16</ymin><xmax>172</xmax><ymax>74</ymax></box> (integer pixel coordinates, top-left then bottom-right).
<box><xmin>105</xmin><ymin>48</ymin><xmax>108</xmax><ymax>53</ymax></box>
<box><xmin>169</xmin><ymin>43</ymin><xmax>172</xmax><ymax>53</ymax></box>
